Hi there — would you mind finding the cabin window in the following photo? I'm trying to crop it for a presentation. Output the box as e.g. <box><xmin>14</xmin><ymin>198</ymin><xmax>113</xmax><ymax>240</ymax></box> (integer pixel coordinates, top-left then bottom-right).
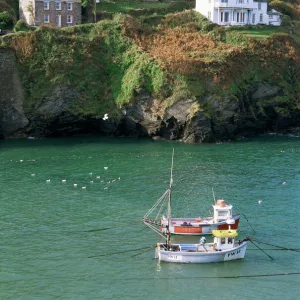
<box><xmin>228</xmin><ymin>237</ymin><xmax>233</xmax><ymax>244</ymax></box>
<box><xmin>217</xmin><ymin>210</ymin><xmax>227</xmax><ymax>216</ymax></box>
<box><xmin>221</xmin><ymin>238</ymin><xmax>225</xmax><ymax>244</ymax></box>
<box><xmin>44</xmin><ymin>1</ymin><xmax>49</xmax><ymax>10</ymax></box>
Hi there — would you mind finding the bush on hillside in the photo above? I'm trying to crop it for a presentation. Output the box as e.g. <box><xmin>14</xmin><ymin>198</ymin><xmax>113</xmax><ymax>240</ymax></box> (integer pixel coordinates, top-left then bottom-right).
<box><xmin>161</xmin><ymin>10</ymin><xmax>217</xmax><ymax>33</ymax></box>
<box><xmin>0</xmin><ymin>10</ymin><xmax>13</xmax><ymax>28</ymax></box>
<box><xmin>14</xmin><ymin>19</ymin><xmax>32</xmax><ymax>32</ymax></box>
<box><xmin>269</xmin><ymin>0</ymin><xmax>299</xmax><ymax>20</ymax></box>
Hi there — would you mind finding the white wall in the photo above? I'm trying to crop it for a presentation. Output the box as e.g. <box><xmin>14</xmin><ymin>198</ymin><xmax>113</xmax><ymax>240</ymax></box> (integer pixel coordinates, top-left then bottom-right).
<box><xmin>19</xmin><ymin>0</ymin><xmax>35</xmax><ymax>25</ymax></box>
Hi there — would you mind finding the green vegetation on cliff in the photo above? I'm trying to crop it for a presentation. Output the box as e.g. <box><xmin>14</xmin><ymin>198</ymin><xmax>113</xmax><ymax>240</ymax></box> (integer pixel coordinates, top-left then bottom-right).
<box><xmin>0</xmin><ymin>9</ymin><xmax>299</xmax><ymax>123</ymax></box>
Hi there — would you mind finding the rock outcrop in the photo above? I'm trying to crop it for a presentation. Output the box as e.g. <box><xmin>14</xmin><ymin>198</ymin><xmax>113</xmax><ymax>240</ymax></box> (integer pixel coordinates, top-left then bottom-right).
<box><xmin>0</xmin><ymin>48</ymin><xmax>28</xmax><ymax>138</ymax></box>
<box><xmin>0</xmin><ymin>48</ymin><xmax>299</xmax><ymax>142</ymax></box>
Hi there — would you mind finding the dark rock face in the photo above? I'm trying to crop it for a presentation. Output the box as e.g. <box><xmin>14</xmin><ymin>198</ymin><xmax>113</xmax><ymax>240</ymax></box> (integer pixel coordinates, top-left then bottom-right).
<box><xmin>0</xmin><ymin>48</ymin><xmax>29</xmax><ymax>138</ymax></box>
<box><xmin>0</xmin><ymin>49</ymin><xmax>299</xmax><ymax>143</ymax></box>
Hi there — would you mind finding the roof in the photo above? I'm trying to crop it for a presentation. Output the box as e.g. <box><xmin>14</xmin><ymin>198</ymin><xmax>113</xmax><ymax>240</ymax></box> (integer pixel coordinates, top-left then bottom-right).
<box><xmin>212</xmin><ymin>230</ymin><xmax>238</xmax><ymax>238</ymax></box>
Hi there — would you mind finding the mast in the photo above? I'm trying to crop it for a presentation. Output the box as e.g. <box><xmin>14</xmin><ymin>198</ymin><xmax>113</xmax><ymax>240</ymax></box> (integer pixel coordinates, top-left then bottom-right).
<box><xmin>166</xmin><ymin>148</ymin><xmax>174</xmax><ymax>246</ymax></box>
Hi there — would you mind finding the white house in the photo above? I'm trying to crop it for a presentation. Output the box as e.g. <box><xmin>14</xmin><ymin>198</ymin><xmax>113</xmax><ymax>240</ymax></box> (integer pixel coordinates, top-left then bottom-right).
<box><xmin>195</xmin><ymin>0</ymin><xmax>281</xmax><ymax>26</ymax></box>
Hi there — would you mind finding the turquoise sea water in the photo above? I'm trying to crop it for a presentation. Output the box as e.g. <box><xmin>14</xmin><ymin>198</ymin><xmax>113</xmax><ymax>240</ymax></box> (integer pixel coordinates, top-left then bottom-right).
<box><xmin>0</xmin><ymin>136</ymin><xmax>299</xmax><ymax>300</ymax></box>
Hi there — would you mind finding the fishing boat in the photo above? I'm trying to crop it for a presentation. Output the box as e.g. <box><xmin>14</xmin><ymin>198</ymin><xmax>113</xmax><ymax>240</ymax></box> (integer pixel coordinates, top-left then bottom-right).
<box><xmin>156</xmin><ymin>228</ymin><xmax>249</xmax><ymax>263</ymax></box>
<box><xmin>143</xmin><ymin>151</ymin><xmax>240</xmax><ymax>236</ymax></box>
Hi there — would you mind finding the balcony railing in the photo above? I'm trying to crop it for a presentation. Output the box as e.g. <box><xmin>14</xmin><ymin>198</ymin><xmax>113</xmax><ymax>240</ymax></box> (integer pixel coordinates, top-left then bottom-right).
<box><xmin>214</xmin><ymin>0</ymin><xmax>256</xmax><ymax>9</ymax></box>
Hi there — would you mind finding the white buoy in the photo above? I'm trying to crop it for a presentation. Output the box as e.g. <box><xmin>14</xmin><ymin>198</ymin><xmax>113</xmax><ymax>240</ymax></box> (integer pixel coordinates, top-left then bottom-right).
<box><xmin>282</xmin><ymin>181</ymin><xmax>286</xmax><ymax>185</ymax></box>
<box><xmin>89</xmin><ymin>172</ymin><xmax>93</xmax><ymax>176</ymax></box>
<box><xmin>20</xmin><ymin>160</ymin><xmax>23</xmax><ymax>162</ymax></box>
<box><xmin>118</xmin><ymin>177</ymin><xmax>120</xmax><ymax>180</ymax></box>
<box><xmin>104</xmin><ymin>167</ymin><xmax>108</xmax><ymax>170</ymax></box>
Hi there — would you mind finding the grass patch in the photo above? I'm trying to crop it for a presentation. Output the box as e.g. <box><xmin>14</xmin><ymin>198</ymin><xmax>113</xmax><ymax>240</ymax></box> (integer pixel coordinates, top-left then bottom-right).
<box><xmin>96</xmin><ymin>0</ymin><xmax>170</xmax><ymax>13</ymax></box>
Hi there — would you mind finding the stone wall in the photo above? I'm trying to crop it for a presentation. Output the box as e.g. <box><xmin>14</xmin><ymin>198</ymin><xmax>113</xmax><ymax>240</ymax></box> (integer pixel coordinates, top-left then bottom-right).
<box><xmin>0</xmin><ymin>48</ymin><xmax>29</xmax><ymax>138</ymax></box>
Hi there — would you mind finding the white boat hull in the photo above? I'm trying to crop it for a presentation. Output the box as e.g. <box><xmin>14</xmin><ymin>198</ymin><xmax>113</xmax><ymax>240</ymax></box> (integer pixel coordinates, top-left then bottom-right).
<box><xmin>157</xmin><ymin>241</ymin><xmax>247</xmax><ymax>263</ymax></box>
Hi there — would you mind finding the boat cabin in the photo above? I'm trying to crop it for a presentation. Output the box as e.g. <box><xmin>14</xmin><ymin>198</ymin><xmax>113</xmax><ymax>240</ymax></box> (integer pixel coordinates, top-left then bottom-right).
<box><xmin>213</xmin><ymin>199</ymin><xmax>233</xmax><ymax>223</ymax></box>
<box><xmin>212</xmin><ymin>229</ymin><xmax>238</xmax><ymax>250</ymax></box>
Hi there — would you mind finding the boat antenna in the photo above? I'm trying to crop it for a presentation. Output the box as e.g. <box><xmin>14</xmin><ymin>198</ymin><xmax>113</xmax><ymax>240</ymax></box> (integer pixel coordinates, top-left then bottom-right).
<box><xmin>212</xmin><ymin>187</ymin><xmax>216</xmax><ymax>204</ymax></box>
<box><xmin>166</xmin><ymin>149</ymin><xmax>174</xmax><ymax>248</ymax></box>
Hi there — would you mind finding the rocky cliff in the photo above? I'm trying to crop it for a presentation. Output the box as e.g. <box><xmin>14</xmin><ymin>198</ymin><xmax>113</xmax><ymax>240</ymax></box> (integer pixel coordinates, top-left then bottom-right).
<box><xmin>0</xmin><ymin>14</ymin><xmax>299</xmax><ymax>142</ymax></box>
<box><xmin>0</xmin><ymin>48</ymin><xmax>28</xmax><ymax>138</ymax></box>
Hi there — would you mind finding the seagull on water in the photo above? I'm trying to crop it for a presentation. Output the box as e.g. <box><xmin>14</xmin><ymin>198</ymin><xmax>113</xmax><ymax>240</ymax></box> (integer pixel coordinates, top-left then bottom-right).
<box><xmin>46</xmin><ymin>179</ymin><xmax>51</xmax><ymax>182</ymax></box>
<box><xmin>31</xmin><ymin>173</ymin><xmax>35</xmax><ymax>177</ymax></box>
<box><xmin>96</xmin><ymin>176</ymin><xmax>100</xmax><ymax>179</ymax></box>
<box><xmin>74</xmin><ymin>184</ymin><xmax>78</xmax><ymax>188</ymax></box>
<box><xmin>82</xmin><ymin>186</ymin><xmax>86</xmax><ymax>190</ymax></box>
<box><xmin>103</xmin><ymin>113</ymin><xmax>108</xmax><ymax>121</ymax></box>
<box><xmin>258</xmin><ymin>200</ymin><xmax>263</xmax><ymax>204</ymax></box>
<box><xmin>104</xmin><ymin>167</ymin><xmax>108</xmax><ymax>170</ymax></box>
<box><xmin>62</xmin><ymin>179</ymin><xmax>66</xmax><ymax>183</ymax></box>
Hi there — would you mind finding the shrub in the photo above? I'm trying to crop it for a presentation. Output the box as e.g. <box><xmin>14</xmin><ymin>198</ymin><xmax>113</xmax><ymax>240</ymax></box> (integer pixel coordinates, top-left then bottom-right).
<box><xmin>14</xmin><ymin>19</ymin><xmax>32</xmax><ymax>32</ymax></box>
<box><xmin>0</xmin><ymin>10</ymin><xmax>13</xmax><ymax>28</ymax></box>
<box><xmin>269</xmin><ymin>0</ymin><xmax>299</xmax><ymax>20</ymax></box>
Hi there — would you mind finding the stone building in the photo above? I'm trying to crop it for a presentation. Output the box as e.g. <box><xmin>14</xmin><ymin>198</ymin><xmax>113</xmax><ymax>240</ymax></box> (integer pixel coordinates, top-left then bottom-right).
<box><xmin>19</xmin><ymin>0</ymin><xmax>82</xmax><ymax>27</ymax></box>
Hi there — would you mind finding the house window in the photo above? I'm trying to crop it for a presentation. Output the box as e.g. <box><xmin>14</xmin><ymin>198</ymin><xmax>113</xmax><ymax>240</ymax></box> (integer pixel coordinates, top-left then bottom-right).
<box><xmin>56</xmin><ymin>15</ymin><xmax>61</xmax><ymax>26</ymax></box>
<box><xmin>269</xmin><ymin>15</ymin><xmax>273</xmax><ymax>19</ymax></box>
<box><xmin>44</xmin><ymin>1</ymin><xmax>49</xmax><ymax>10</ymax></box>
<box><xmin>260</xmin><ymin>13</ymin><xmax>263</xmax><ymax>22</ymax></box>
<box><xmin>67</xmin><ymin>15</ymin><xmax>73</xmax><ymax>24</ymax></box>
<box><xmin>44</xmin><ymin>14</ymin><xmax>49</xmax><ymax>24</ymax></box>
<box><xmin>237</xmin><ymin>12</ymin><xmax>245</xmax><ymax>23</ymax></box>
<box><xmin>67</xmin><ymin>2</ymin><xmax>73</xmax><ymax>11</ymax></box>
<box><xmin>258</xmin><ymin>3</ymin><xmax>261</xmax><ymax>10</ymax></box>
<box><xmin>208</xmin><ymin>11</ymin><xmax>211</xmax><ymax>19</ymax></box>
<box><xmin>221</xmin><ymin>0</ymin><xmax>228</xmax><ymax>3</ymax></box>
<box><xmin>252</xmin><ymin>14</ymin><xmax>255</xmax><ymax>24</ymax></box>
<box><xmin>55</xmin><ymin>1</ymin><xmax>61</xmax><ymax>10</ymax></box>
<box><xmin>221</xmin><ymin>12</ymin><xmax>229</xmax><ymax>23</ymax></box>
